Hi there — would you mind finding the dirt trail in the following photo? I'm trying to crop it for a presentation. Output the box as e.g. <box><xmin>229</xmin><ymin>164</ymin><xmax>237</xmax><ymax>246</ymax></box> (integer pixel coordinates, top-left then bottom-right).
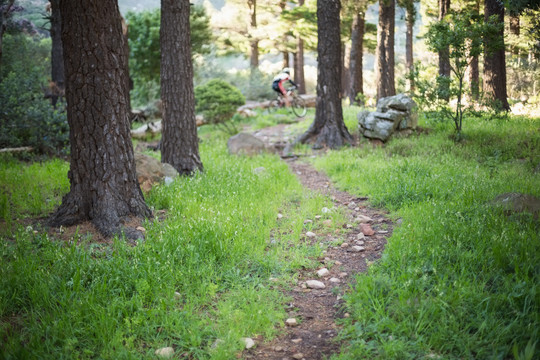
<box><xmin>243</xmin><ymin>135</ymin><xmax>394</xmax><ymax>359</ymax></box>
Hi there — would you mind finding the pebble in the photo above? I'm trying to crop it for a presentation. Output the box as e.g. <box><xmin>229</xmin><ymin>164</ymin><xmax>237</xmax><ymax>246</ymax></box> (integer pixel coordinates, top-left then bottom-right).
<box><xmin>344</xmin><ymin>313</ymin><xmax>350</xmax><ymax>318</ymax></box>
<box><xmin>136</xmin><ymin>226</ymin><xmax>146</xmax><ymax>232</ymax></box>
<box><xmin>174</xmin><ymin>292</ymin><xmax>181</xmax><ymax>300</ymax></box>
<box><xmin>306</xmin><ymin>280</ymin><xmax>326</xmax><ymax>289</ymax></box>
<box><xmin>355</xmin><ymin>215</ymin><xmax>373</xmax><ymax>223</ymax></box>
<box><xmin>315</xmin><ymin>215</ymin><xmax>322</xmax><ymax>220</ymax></box>
<box><xmin>340</xmin><ymin>242</ymin><xmax>349</xmax><ymax>248</ymax></box>
<box><xmin>277</xmin><ymin>213</ymin><xmax>283</xmax><ymax>219</ymax></box>
<box><xmin>348</xmin><ymin>246</ymin><xmax>365</xmax><ymax>252</ymax></box>
<box><xmin>356</xmin><ymin>240</ymin><xmax>365</xmax><ymax>246</ymax></box>
<box><xmin>378</xmin><ymin>230</ymin><xmax>389</xmax><ymax>234</ymax></box>
<box><xmin>338</xmin><ymin>272</ymin><xmax>348</xmax><ymax>278</ymax></box>
<box><xmin>291</xmin><ymin>338</ymin><xmax>302</xmax><ymax>344</ymax></box>
<box><xmin>303</xmin><ymin>219</ymin><xmax>313</xmax><ymax>224</ymax></box>
<box><xmin>155</xmin><ymin>347</ymin><xmax>174</xmax><ymax>358</ymax></box>
<box><xmin>285</xmin><ymin>318</ymin><xmax>298</xmax><ymax>327</ymax></box>
<box><xmin>335</xmin><ymin>261</ymin><xmax>342</xmax><ymax>265</ymax></box>
<box><xmin>292</xmin><ymin>353</ymin><xmax>304</xmax><ymax>359</ymax></box>
<box><xmin>316</xmin><ymin>268</ymin><xmax>330</xmax><ymax>277</ymax></box>
<box><xmin>345</xmin><ymin>223</ymin><xmax>353</xmax><ymax>228</ymax></box>
<box><xmin>357</xmin><ymin>233</ymin><xmax>365</xmax><ymax>240</ymax></box>
<box><xmin>360</xmin><ymin>224</ymin><xmax>375</xmax><ymax>236</ymax></box>
<box><xmin>322</xmin><ymin>219</ymin><xmax>333</xmax><ymax>227</ymax></box>
<box><xmin>347</xmin><ymin>202</ymin><xmax>357</xmax><ymax>209</ymax></box>
<box><xmin>241</xmin><ymin>337</ymin><xmax>255</xmax><ymax>349</ymax></box>
<box><xmin>274</xmin><ymin>346</ymin><xmax>284</xmax><ymax>352</ymax></box>
<box><xmin>305</xmin><ymin>231</ymin><xmax>316</xmax><ymax>238</ymax></box>
<box><xmin>329</xmin><ymin>277</ymin><xmax>340</xmax><ymax>283</ymax></box>
<box><xmin>321</xmin><ymin>207</ymin><xmax>331</xmax><ymax>213</ymax></box>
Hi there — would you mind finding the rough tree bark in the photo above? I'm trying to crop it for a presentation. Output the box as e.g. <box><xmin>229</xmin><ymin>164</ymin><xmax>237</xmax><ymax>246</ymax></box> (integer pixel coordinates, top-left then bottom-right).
<box><xmin>438</xmin><ymin>0</ymin><xmax>451</xmax><ymax>78</ymax></box>
<box><xmin>349</xmin><ymin>11</ymin><xmax>365</xmax><ymax>105</ymax></box>
<box><xmin>483</xmin><ymin>0</ymin><xmax>510</xmax><ymax>110</ymax></box>
<box><xmin>49</xmin><ymin>0</ymin><xmax>64</xmax><ymax>107</ymax></box>
<box><xmin>160</xmin><ymin>0</ymin><xmax>203</xmax><ymax>175</ymax></box>
<box><xmin>375</xmin><ymin>0</ymin><xmax>396</xmax><ymax>101</ymax></box>
<box><xmin>292</xmin><ymin>0</ymin><xmax>352</xmax><ymax>150</ymax></box>
<box><xmin>49</xmin><ymin>0</ymin><xmax>151</xmax><ymax>239</ymax></box>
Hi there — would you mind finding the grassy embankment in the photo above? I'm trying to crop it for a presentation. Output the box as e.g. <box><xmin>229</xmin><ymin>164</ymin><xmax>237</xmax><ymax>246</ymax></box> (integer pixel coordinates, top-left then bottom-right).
<box><xmin>314</xmin><ymin>111</ymin><xmax>539</xmax><ymax>359</ymax></box>
<box><xmin>0</xmin><ymin>125</ymin><xmax>345</xmax><ymax>359</ymax></box>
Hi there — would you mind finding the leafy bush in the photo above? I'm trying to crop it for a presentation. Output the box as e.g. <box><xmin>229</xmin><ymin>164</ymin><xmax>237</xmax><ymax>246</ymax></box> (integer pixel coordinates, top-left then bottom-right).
<box><xmin>0</xmin><ymin>34</ymin><xmax>68</xmax><ymax>155</ymax></box>
<box><xmin>194</xmin><ymin>79</ymin><xmax>245</xmax><ymax>134</ymax></box>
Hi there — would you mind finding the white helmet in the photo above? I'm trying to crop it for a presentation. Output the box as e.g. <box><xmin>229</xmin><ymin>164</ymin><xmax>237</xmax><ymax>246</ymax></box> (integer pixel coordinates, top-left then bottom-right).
<box><xmin>282</xmin><ymin>67</ymin><xmax>292</xmax><ymax>74</ymax></box>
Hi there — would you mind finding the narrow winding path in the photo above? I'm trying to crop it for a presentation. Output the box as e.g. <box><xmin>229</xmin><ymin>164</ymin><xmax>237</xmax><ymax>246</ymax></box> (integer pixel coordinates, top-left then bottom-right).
<box><xmin>244</xmin><ymin>149</ymin><xmax>394</xmax><ymax>359</ymax></box>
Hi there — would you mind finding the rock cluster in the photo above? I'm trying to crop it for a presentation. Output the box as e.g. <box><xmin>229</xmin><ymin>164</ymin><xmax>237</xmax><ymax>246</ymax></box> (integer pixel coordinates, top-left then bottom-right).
<box><xmin>358</xmin><ymin>93</ymin><xmax>418</xmax><ymax>142</ymax></box>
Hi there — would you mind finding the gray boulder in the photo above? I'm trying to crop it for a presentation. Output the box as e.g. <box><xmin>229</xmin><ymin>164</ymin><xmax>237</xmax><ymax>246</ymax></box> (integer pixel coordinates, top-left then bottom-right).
<box><xmin>227</xmin><ymin>133</ymin><xmax>266</xmax><ymax>155</ymax></box>
<box><xmin>135</xmin><ymin>152</ymin><xmax>179</xmax><ymax>192</ymax></box>
<box><xmin>359</xmin><ymin>94</ymin><xmax>418</xmax><ymax>142</ymax></box>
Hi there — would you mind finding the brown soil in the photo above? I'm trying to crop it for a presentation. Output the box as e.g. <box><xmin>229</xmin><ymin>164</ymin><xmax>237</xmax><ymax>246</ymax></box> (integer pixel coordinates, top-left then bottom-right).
<box><xmin>243</xmin><ymin>125</ymin><xmax>392</xmax><ymax>360</ymax></box>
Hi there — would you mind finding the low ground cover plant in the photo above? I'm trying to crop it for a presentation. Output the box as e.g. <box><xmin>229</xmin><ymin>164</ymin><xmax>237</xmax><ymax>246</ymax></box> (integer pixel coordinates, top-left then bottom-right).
<box><xmin>0</xmin><ymin>135</ymin><xmax>339</xmax><ymax>359</ymax></box>
<box><xmin>315</xmin><ymin>112</ymin><xmax>540</xmax><ymax>359</ymax></box>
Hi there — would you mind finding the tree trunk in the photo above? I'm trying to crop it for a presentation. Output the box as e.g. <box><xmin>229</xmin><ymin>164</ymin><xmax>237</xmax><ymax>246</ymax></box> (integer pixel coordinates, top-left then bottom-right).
<box><xmin>405</xmin><ymin>5</ymin><xmax>415</xmax><ymax>92</ymax></box>
<box><xmin>509</xmin><ymin>14</ymin><xmax>520</xmax><ymax>36</ymax></box>
<box><xmin>121</xmin><ymin>16</ymin><xmax>131</xmax><ymax>114</ymax></box>
<box><xmin>49</xmin><ymin>0</ymin><xmax>151</xmax><ymax>239</ymax></box>
<box><xmin>0</xmin><ymin>0</ymin><xmax>15</xmax><ymax>66</ymax></box>
<box><xmin>438</xmin><ymin>0</ymin><xmax>451</xmax><ymax>100</ymax></box>
<box><xmin>468</xmin><ymin>0</ymin><xmax>480</xmax><ymax>100</ymax></box>
<box><xmin>282</xmin><ymin>51</ymin><xmax>289</xmax><ymax>68</ymax></box>
<box><xmin>160</xmin><ymin>0</ymin><xmax>203</xmax><ymax>175</ymax></box>
<box><xmin>248</xmin><ymin>0</ymin><xmax>258</xmax><ymax>71</ymax></box>
<box><xmin>342</xmin><ymin>42</ymin><xmax>350</xmax><ymax>100</ymax></box>
<box><xmin>294</xmin><ymin>0</ymin><xmax>306</xmax><ymax>94</ymax></box>
<box><xmin>49</xmin><ymin>0</ymin><xmax>64</xmax><ymax>107</ymax></box>
<box><xmin>375</xmin><ymin>0</ymin><xmax>396</xmax><ymax>101</ymax></box>
<box><xmin>483</xmin><ymin>0</ymin><xmax>509</xmax><ymax>111</ymax></box>
<box><xmin>294</xmin><ymin>0</ymin><xmax>351</xmax><ymax>150</ymax></box>
<box><xmin>349</xmin><ymin>11</ymin><xmax>364</xmax><ymax>105</ymax></box>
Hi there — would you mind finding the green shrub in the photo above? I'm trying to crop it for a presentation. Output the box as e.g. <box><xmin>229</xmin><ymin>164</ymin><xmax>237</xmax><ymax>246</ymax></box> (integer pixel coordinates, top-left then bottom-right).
<box><xmin>194</xmin><ymin>79</ymin><xmax>245</xmax><ymax>134</ymax></box>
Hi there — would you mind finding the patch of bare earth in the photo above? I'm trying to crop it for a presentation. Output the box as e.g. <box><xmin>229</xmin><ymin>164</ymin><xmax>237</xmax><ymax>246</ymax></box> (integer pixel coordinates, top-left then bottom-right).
<box><xmin>244</xmin><ymin>129</ymin><xmax>392</xmax><ymax>359</ymax></box>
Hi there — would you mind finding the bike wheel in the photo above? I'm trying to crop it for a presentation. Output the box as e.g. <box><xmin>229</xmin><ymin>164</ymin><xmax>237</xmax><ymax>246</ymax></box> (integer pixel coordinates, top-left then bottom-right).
<box><xmin>291</xmin><ymin>95</ymin><xmax>307</xmax><ymax>117</ymax></box>
<box><xmin>268</xmin><ymin>99</ymin><xmax>281</xmax><ymax>113</ymax></box>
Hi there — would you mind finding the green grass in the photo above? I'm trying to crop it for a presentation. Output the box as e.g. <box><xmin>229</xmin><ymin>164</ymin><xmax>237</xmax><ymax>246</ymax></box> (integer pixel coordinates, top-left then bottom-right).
<box><xmin>0</xmin><ymin>137</ymin><xmax>333</xmax><ymax>359</ymax></box>
<box><xmin>314</xmin><ymin>112</ymin><xmax>540</xmax><ymax>359</ymax></box>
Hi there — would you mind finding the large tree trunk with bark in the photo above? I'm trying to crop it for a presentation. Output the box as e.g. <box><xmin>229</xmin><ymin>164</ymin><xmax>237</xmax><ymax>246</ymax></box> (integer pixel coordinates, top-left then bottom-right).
<box><xmin>49</xmin><ymin>0</ymin><xmax>64</xmax><ymax>107</ymax></box>
<box><xmin>293</xmin><ymin>0</ymin><xmax>351</xmax><ymax>150</ymax></box>
<box><xmin>160</xmin><ymin>0</ymin><xmax>203</xmax><ymax>175</ymax></box>
<box><xmin>375</xmin><ymin>0</ymin><xmax>396</xmax><ymax>101</ymax></box>
<box><xmin>483</xmin><ymin>0</ymin><xmax>510</xmax><ymax>111</ymax></box>
<box><xmin>49</xmin><ymin>0</ymin><xmax>151</xmax><ymax>239</ymax></box>
<box><xmin>349</xmin><ymin>11</ymin><xmax>364</xmax><ymax>105</ymax></box>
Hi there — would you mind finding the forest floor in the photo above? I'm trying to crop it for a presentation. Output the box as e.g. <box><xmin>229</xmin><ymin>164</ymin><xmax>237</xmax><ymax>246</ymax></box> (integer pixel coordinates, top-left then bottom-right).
<box><xmin>242</xmin><ymin>125</ymin><xmax>394</xmax><ymax>360</ymax></box>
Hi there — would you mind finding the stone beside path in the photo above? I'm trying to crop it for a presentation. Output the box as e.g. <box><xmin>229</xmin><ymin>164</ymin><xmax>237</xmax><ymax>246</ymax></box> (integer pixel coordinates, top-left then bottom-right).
<box><xmin>243</xmin><ymin>159</ymin><xmax>393</xmax><ymax>360</ymax></box>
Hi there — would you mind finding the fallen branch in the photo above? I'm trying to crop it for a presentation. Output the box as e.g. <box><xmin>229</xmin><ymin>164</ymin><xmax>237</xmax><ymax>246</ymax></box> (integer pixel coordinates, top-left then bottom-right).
<box><xmin>0</xmin><ymin>146</ymin><xmax>34</xmax><ymax>153</ymax></box>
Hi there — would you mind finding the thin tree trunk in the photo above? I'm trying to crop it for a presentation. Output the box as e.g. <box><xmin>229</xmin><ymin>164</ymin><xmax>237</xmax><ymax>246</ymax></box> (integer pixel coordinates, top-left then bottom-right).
<box><xmin>349</xmin><ymin>11</ymin><xmax>364</xmax><ymax>105</ymax></box>
<box><xmin>49</xmin><ymin>0</ymin><xmax>64</xmax><ymax>107</ymax></box>
<box><xmin>405</xmin><ymin>6</ymin><xmax>415</xmax><ymax>92</ymax></box>
<box><xmin>483</xmin><ymin>0</ymin><xmax>509</xmax><ymax>111</ymax></box>
<box><xmin>438</xmin><ymin>0</ymin><xmax>451</xmax><ymax>100</ymax></box>
<box><xmin>294</xmin><ymin>0</ymin><xmax>351</xmax><ymax>150</ymax></box>
<box><xmin>248</xmin><ymin>0</ymin><xmax>258</xmax><ymax>71</ymax></box>
<box><xmin>161</xmin><ymin>0</ymin><xmax>203</xmax><ymax>175</ymax></box>
<box><xmin>49</xmin><ymin>0</ymin><xmax>151</xmax><ymax>239</ymax></box>
<box><xmin>295</xmin><ymin>0</ymin><xmax>306</xmax><ymax>94</ymax></box>
<box><xmin>375</xmin><ymin>0</ymin><xmax>396</xmax><ymax>101</ymax></box>
<box><xmin>469</xmin><ymin>0</ymin><xmax>480</xmax><ymax>100</ymax></box>
<box><xmin>342</xmin><ymin>42</ymin><xmax>350</xmax><ymax>100</ymax></box>
<box><xmin>282</xmin><ymin>51</ymin><xmax>289</xmax><ymax>68</ymax></box>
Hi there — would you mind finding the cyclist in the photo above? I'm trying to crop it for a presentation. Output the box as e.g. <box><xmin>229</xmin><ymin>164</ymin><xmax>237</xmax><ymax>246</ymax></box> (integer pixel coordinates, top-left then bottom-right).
<box><xmin>272</xmin><ymin>67</ymin><xmax>298</xmax><ymax>107</ymax></box>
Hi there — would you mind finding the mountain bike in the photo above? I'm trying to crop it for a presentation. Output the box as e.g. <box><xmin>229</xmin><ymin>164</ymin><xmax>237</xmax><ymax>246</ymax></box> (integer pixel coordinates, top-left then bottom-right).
<box><xmin>268</xmin><ymin>86</ymin><xmax>307</xmax><ymax>118</ymax></box>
